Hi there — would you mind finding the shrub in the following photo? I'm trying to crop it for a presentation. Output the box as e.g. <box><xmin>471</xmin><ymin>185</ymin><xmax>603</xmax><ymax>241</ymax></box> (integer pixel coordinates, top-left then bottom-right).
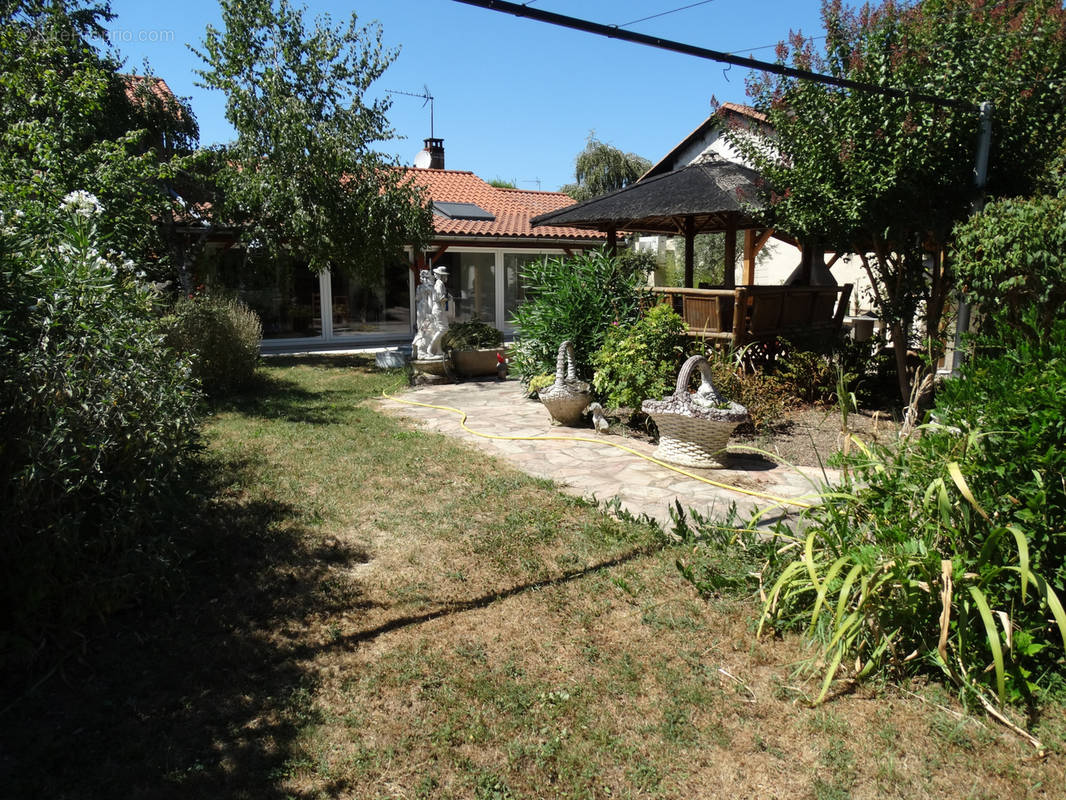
<box><xmin>774</xmin><ymin>346</ymin><xmax>836</xmax><ymax>405</ymax></box>
<box><xmin>165</xmin><ymin>293</ymin><xmax>262</xmax><ymax>397</ymax></box>
<box><xmin>953</xmin><ymin>193</ymin><xmax>1066</xmax><ymax>339</ymax></box>
<box><xmin>701</xmin><ymin>346</ymin><xmax>787</xmax><ymax>433</ymax></box>
<box><xmin>751</xmin><ymin>315</ymin><xmax>1066</xmax><ymax>710</ymax></box>
<box><xmin>767</xmin><ymin>335</ymin><xmax>873</xmax><ymax>408</ymax></box>
<box><xmin>591</xmin><ymin>303</ymin><xmax>687</xmax><ymax>410</ymax></box>
<box><xmin>509</xmin><ymin>248</ymin><xmax>651</xmax><ymax>384</ymax></box>
<box><xmin>0</xmin><ymin>195</ymin><xmax>200</xmax><ymax>659</ymax></box>
<box><xmin>441</xmin><ymin>317</ymin><xmax>503</xmax><ymax>350</ymax></box>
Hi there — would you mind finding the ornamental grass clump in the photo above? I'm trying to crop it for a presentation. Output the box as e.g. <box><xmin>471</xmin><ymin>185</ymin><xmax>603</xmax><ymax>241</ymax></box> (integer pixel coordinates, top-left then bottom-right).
<box><xmin>755</xmin><ymin>315</ymin><xmax>1066</xmax><ymax>715</ymax></box>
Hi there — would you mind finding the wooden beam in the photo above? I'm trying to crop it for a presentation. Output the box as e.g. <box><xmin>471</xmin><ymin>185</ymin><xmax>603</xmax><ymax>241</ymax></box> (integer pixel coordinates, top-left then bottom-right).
<box><xmin>724</xmin><ymin>223</ymin><xmax>737</xmax><ymax>289</ymax></box>
<box><xmin>606</xmin><ymin>226</ymin><xmax>617</xmax><ymax>256</ymax></box>
<box><xmin>825</xmin><ymin>251</ymin><xmax>842</xmax><ymax>269</ymax></box>
<box><xmin>732</xmin><ymin>286</ymin><xmax>748</xmax><ymax>345</ymax></box>
<box><xmin>684</xmin><ymin>216</ymin><xmax>695</xmax><ymax>288</ymax></box>
<box><xmin>427</xmin><ymin>244</ymin><xmax>449</xmax><ymax>266</ymax></box>
<box><xmin>742</xmin><ymin>229</ymin><xmax>757</xmax><ymax>285</ymax></box>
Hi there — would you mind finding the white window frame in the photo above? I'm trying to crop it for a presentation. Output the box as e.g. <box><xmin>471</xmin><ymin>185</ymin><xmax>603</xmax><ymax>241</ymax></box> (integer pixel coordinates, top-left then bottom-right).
<box><xmin>425</xmin><ymin>247</ymin><xmax>567</xmax><ymax>334</ymax></box>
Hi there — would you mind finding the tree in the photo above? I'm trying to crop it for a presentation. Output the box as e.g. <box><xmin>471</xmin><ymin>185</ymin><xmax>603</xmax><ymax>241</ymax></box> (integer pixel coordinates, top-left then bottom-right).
<box><xmin>560</xmin><ymin>134</ymin><xmax>651</xmax><ymax>201</ymax></box>
<box><xmin>729</xmin><ymin>0</ymin><xmax>1066</xmax><ymax>405</ymax></box>
<box><xmin>0</xmin><ymin>0</ymin><xmax>199</xmax><ymax>276</ymax></box>
<box><xmin>193</xmin><ymin>0</ymin><xmax>432</xmax><ymax>284</ymax></box>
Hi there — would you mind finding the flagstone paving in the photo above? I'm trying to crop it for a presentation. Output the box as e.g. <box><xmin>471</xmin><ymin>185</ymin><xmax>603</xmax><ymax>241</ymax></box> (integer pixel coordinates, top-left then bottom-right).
<box><xmin>379</xmin><ymin>378</ymin><xmax>838</xmax><ymax>531</ymax></box>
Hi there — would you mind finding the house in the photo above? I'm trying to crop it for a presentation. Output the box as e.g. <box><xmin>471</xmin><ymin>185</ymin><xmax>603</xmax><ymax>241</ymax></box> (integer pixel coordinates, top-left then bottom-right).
<box><xmin>403</xmin><ymin>142</ymin><xmax>606</xmax><ymax>335</ymax></box>
<box><xmin>530</xmin><ymin>106</ymin><xmax>865</xmax><ymax>347</ymax></box>
<box><xmin>191</xmin><ymin>139</ymin><xmax>604</xmax><ymax>350</ymax></box>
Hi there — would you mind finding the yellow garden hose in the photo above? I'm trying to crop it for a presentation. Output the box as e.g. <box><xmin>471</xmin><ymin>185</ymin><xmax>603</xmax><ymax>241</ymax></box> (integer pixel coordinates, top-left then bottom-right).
<box><xmin>382</xmin><ymin>386</ymin><xmax>820</xmax><ymax>511</ymax></box>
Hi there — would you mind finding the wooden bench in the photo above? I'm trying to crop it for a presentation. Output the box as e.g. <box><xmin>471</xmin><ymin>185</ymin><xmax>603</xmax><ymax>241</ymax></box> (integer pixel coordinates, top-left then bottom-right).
<box><xmin>652</xmin><ymin>284</ymin><xmax>853</xmax><ymax>347</ymax></box>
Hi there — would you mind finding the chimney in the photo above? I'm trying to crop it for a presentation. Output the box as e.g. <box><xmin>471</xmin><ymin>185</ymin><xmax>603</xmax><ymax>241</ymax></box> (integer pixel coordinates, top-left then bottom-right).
<box><xmin>423</xmin><ymin>137</ymin><xmax>444</xmax><ymax>169</ymax></box>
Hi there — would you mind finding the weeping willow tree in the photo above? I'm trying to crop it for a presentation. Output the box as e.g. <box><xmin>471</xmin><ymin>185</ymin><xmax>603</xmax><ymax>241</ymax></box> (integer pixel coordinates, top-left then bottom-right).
<box><xmin>560</xmin><ymin>133</ymin><xmax>651</xmax><ymax>202</ymax></box>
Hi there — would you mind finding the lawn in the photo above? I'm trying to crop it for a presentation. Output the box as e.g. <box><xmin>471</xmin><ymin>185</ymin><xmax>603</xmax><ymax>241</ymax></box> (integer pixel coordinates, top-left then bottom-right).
<box><xmin>4</xmin><ymin>355</ymin><xmax>1065</xmax><ymax>799</ymax></box>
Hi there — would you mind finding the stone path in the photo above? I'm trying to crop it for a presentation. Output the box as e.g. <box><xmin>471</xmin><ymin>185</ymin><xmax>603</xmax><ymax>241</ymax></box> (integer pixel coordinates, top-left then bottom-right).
<box><xmin>379</xmin><ymin>379</ymin><xmax>837</xmax><ymax>531</ymax></box>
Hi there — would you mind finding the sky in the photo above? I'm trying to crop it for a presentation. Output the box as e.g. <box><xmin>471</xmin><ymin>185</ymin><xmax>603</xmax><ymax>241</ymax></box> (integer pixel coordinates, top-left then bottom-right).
<box><xmin>103</xmin><ymin>0</ymin><xmax>831</xmax><ymax>192</ymax></box>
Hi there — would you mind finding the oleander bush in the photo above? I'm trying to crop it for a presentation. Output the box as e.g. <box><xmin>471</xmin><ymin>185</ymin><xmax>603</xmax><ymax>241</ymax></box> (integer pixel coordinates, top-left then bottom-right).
<box><xmin>164</xmin><ymin>293</ymin><xmax>262</xmax><ymax>397</ymax></box>
<box><xmin>510</xmin><ymin>248</ymin><xmax>652</xmax><ymax>384</ymax></box>
<box><xmin>591</xmin><ymin>303</ymin><xmax>688</xmax><ymax>412</ymax></box>
<box><xmin>0</xmin><ymin>195</ymin><xmax>199</xmax><ymax>663</ymax></box>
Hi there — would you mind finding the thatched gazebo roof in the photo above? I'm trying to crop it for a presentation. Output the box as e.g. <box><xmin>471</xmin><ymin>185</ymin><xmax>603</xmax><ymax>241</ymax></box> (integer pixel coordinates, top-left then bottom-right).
<box><xmin>531</xmin><ymin>157</ymin><xmax>773</xmax><ymax>287</ymax></box>
<box><xmin>530</xmin><ymin>157</ymin><xmax>766</xmax><ymax>235</ymax></box>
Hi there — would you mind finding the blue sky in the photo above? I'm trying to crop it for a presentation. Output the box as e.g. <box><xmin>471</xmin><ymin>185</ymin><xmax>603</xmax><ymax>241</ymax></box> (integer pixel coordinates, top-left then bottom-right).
<box><xmin>105</xmin><ymin>0</ymin><xmax>829</xmax><ymax>191</ymax></box>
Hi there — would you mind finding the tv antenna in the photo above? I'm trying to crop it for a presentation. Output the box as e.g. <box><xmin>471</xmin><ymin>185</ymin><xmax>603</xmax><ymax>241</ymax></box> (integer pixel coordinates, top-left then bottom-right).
<box><xmin>386</xmin><ymin>85</ymin><xmax>435</xmax><ymax>138</ymax></box>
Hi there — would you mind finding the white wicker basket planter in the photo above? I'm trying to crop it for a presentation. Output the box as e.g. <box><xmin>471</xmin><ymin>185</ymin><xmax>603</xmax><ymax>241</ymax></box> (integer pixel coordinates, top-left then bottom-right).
<box><xmin>642</xmin><ymin>354</ymin><xmax>749</xmax><ymax>468</ymax></box>
<box><xmin>538</xmin><ymin>341</ymin><xmax>591</xmax><ymax>426</ymax></box>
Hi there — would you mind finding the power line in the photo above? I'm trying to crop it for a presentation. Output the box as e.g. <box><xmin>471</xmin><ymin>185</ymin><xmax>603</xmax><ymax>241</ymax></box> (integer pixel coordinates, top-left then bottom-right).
<box><xmin>618</xmin><ymin>0</ymin><xmax>718</xmax><ymax>29</ymax></box>
<box><xmin>450</xmin><ymin>0</ymin><xmax>976</xmax><ymax>110</ymax></box>
<box><xmin>729</xmin><ymin>35</ymin><xmax>825</xmax><ymax>56</ymax></box>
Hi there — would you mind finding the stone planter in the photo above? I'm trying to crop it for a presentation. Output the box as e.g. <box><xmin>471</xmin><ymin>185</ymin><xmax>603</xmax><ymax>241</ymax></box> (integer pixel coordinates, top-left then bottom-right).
<box><xmin>539</xmin><ymin>341</ymin><xmax>591</xmax><ymax>426</ymax></box>
<box><xmin>642</xmin><ymin>355</ymin><xmax>749</xmax><ymax>468</ymax></box>
<box><xmin>451</xmin><ymin>347</ymin><xmax>506</xmax><ymax>378</ymax></box>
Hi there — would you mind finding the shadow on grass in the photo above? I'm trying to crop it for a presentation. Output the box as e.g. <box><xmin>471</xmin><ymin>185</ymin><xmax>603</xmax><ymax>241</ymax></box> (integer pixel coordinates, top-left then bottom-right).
<box><xmin>1</xmin><ymin>449</ymin><xmax>376</xmax><ymax>799</ymax></box>
<box><xmin>211</xmin><ymin>367</ymin><xmax>402</xmax><ymax>426</ymax></box>
<box><xmin>261</xmin><ymin>353</ymin><xmax>377</xmax><ymax>370</ymax></box>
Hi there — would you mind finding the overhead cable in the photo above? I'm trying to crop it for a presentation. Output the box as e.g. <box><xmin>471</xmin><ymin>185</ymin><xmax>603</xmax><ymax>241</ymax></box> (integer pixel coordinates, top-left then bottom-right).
<box><xmin>451</xmin><ymin>0</ymin><xmax>977</xmax><ymax>110</ymax></box>
<box><xmin>618</xmin><ymin>0</ymin><xmax>718</xmax><ymax>29</ymax></box>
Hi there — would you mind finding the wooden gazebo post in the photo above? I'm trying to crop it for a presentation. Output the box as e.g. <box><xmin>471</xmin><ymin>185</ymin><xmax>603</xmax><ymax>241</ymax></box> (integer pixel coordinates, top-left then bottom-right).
<box><xmin>683</xmin><ymin>216</ymin><xmax>695</xmax><ymax>288</ymax></box>
<box><xmin>606</xmin><ymin>225</ymin><xmax>618</xmax><ymax>256</ymax></box>
<box><xmin>723</xmin><ymin>221</ymin><xmax>737</xmax><ymax>289</ymax></box>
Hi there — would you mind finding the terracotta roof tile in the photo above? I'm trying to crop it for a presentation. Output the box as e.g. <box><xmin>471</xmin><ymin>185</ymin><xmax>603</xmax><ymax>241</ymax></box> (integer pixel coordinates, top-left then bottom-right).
<box><xmin>402</xmin><ymin>168</ymin><xmax>605</xmax><ymax>242</ymax></box>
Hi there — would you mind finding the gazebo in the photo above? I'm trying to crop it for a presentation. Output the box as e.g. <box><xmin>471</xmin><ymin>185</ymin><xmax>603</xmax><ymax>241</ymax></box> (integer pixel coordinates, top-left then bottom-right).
<box><xmin>530</xmin><ymin>157</ymin><xmax>851</xmax><ymax>346</ymax></box>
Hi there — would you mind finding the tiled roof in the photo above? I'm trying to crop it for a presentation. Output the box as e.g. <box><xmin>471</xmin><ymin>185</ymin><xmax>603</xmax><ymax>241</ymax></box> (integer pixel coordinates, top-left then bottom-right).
<box><xmin>123</xmin><ymin>74</ymin><xmax>180</xmax><ymax>108</ymax></box>
<box><xmin>401</xmin><ymin>168</ymin><xmax>605</xmax><ymax>242</ymax></box>
<box><xmin>718</xmin><ymin>102</ymin><xmax>767</xmax><ymax>124</ymax></box>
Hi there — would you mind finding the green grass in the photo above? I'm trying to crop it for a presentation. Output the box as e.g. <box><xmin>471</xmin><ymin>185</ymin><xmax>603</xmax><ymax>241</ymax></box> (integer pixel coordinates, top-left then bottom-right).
<box><xmin>4</xmin><ymin>355</ymin><xmax>1064</xmax><ymax>799</ymax></box>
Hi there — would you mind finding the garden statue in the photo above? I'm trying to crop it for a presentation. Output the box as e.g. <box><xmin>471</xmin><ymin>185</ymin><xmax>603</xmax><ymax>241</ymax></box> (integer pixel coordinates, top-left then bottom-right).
<box><xmin>412</xmin><ymin>268</ymin><xmax>434</xmax><ymax>357</ymax></box>
<box><xmin>412</xmin><ymin>265</ymin><xmax>452</xmax><ymax>359</ymax></box>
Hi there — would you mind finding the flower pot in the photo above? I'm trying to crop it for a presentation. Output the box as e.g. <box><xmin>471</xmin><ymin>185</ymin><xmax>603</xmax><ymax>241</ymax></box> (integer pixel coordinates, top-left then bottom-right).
<box><xmin>451</xmin><ymin>348</ymin><xmax>506</xmax><ymax>378</ymax></box>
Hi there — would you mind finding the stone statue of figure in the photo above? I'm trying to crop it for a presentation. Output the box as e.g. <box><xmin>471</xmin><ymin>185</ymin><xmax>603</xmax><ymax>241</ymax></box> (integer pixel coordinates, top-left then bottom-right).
<box><xmin>413</xmin><ymin>265</ymin><xmax>451</xmax><ymax>359</ymax></box>
<box><xmin>412</xmin><ymin>268</ymin><xmax>434</xmax><ymax>357</ymax></box>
